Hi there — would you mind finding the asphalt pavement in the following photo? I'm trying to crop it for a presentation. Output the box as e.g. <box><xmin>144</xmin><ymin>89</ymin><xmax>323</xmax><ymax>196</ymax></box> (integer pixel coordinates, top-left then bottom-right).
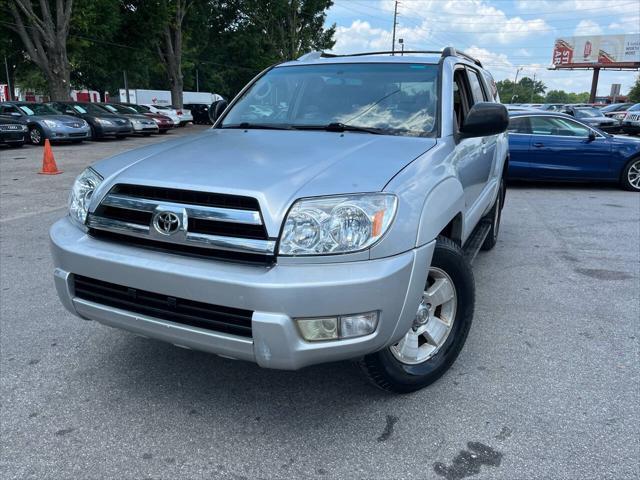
<box><xmin>1</xmin><ymin>127</ymin><xmax>639</xmax><ymax>480</ymax></box>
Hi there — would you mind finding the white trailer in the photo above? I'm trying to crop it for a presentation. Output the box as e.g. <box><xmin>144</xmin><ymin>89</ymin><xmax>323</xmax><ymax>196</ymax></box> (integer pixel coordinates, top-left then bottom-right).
<box><xmin>119</xmin><ymin>89</ymin><xmax>221</xmax><ymax>105</ymax></box>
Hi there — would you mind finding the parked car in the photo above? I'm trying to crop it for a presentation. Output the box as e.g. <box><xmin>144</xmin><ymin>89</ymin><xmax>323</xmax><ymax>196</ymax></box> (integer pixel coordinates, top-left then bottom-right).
<box><xmin>184</xmin><ymin>103</ymin><xmax>212</xmax><ymax>124</ymax></box>
<box><xmin>599</xmin><ymin>103</ymin><xmax>633</xmax><ymax>118</ymax></box>
<box><xmin>537</xmin><ymin>104</ymin><xmax>565</xmax><ymax>112</ymax></box>
<box><xmin>561</xmin><ymin>105</ymin><xmax>620</xmax><ymax>132</ymax></box>
<box><xmin>48</xmin><ymin>101</ymin><xmax>133</xmax><ymax>139</ymax></box>
<box><xmin>0</xmin><ymin>101</ymin><xmax>91</xmax><ymax>145</ymax></box>
<box><xmin>0</xmin><ymin>117</ymin><xmax>28</xmax><ymax>147</ymax></box>
<box><xmin>118</xmin><ymin>103</ymin><xmax>175</xmax><ymax>133</ymax></box>
<box><xmin>505</xmin><ymin>104</ymin><xmax>534</xmax><ymax>112</ymax></box>
<box><xmin>51</xmin><ymin>47</ymin><xmax>510</xmax><ymax>393</ymax></box>
<box><xmin>507</xmin><ymin>111</ymin><xmax>640</xmax><ymax>191</ymax></box>
<box><xmin>621</xmin><ymin>104</ymin><xmax>640</xmax><ymax>135</ymax></box>
<box><xmin>170</xmin><ymin>105</ymin><xmax>194</xmax><ymax>126</ymax></box>
<box><xmin>142</xmin><ymin>105</ymin><xmax>181</xmax><ymax>125</ymax></box>
<box><xmin>96</xmin><ymin>103</ymin><xmax>159</xmax><ymax>136</ymax></box>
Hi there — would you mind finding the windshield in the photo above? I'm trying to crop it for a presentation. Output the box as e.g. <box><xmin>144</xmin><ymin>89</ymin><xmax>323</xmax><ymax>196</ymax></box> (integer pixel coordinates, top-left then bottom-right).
<box><xmin>628</xmin><ymin>104</ymin><xmax>640</xmax><ymax>112</ymax></box>
<box><xmin>103</xmin><ymin>104</ymin><xmax>136</xmax><ymax>114</ymax></box>
<box><xmin>574</xmin><ymin>108</ymin><xmax>602</xmax><ymax>118</ymax></box>
<box><xmin>18</xmin><ymin>104</ymin><xmax>59</xmax><ymax>116</ymax></box>
<box><xmin>221</xmin><ymin>63</ymin><xmax>439</xmax><ymax>136</ymax></box>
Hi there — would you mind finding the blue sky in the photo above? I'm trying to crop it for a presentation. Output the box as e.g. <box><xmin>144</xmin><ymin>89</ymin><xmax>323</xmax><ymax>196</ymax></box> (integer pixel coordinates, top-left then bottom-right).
<box><xmin>324</xmin><ymin>0</ymin><xmax>640</xmax><ymax>96</ymax></box>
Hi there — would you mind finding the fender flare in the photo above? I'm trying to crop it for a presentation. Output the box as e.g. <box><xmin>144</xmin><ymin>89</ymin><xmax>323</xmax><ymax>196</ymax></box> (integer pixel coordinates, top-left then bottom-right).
<box><xmin>416</xmin><ymin>177</ymin><xmax>465</xmax><ymax>247</ymax></box>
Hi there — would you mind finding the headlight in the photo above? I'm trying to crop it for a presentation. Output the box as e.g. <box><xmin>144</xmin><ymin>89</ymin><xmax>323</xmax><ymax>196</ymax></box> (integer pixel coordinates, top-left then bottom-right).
<box><xmin>68</xmin><ymin>168</ymin><xmax>103</xmax><ymax>228</ymax></box>
<box><xmin>279</xmin><ymin>194</ymin><xmax>397</xmax><ymax>255</ymax></box>
<box><xmin>95</xmin><ymin>118</ymin><xmax>112</xmax><ymax>126</ymax></box>
<box><xmin>43</xmin><ymin>119</ymin><xmax>61</xmax><ymax>128</ymax></box>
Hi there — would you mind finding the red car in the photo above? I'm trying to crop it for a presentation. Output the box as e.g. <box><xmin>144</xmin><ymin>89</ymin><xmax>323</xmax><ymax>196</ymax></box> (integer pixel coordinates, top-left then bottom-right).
<box><xmin>119</xmin><ymin>103</ymin><xmax>175</xmax><ymax>133</ymax></box>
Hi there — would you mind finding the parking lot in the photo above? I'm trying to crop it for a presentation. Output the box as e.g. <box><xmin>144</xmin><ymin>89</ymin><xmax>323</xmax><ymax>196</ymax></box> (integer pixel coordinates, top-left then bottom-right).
<box><xmin>1</xmin><ymin>128</ymin><xmax>638</xmax><ymax>479</ymax></box>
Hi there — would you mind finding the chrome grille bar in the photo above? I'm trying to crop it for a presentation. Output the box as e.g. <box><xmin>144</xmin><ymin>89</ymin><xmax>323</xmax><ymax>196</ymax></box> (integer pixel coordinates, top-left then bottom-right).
<box><xmin>87</xmin><ymin>215</ymin><xmax>275</xmax><ymax>255</ymax></box>
<box><xmin>101</xmin><ymin>193</ymin><xmax>262</xmax><ymax>225</ymax></box>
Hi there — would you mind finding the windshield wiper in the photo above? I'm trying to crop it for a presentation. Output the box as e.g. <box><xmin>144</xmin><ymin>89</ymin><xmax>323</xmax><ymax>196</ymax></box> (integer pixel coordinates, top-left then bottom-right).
<box><xmin>295</xmin><ymin>123</ymin><xmax>385</xmax><ymax>135</ymax></box>
<box><xmin>221</xmin><ymin>122</ymin><xmax>292</xmax><ymax>130</ymax></box>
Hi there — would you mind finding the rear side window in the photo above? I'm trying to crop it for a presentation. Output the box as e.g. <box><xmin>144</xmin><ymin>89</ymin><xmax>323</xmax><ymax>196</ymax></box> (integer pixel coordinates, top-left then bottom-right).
<box><xmin>507</xmin><ymin>117</ymin><xmax>531</xmax><ymax>134</ymax></box>
<box><xmin>466</xmin><ymin>69</ymin><xmax>487</xmax><ymax>104</ymax></box>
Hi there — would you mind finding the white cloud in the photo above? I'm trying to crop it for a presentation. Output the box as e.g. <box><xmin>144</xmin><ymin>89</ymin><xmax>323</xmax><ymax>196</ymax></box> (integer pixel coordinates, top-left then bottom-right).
<box><xmin>573</xmin><ymin>20</ymin><xmax>603</xmax><ymax>36</ymax></box>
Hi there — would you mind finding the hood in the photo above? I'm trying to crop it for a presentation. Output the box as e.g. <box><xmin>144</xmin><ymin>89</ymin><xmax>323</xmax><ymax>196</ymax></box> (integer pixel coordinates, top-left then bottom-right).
<box><xmin>92</xmin><ymin>129</ymin><xmax>436</xmax><ymax>235</ymax></box>
<box><xmin>28</xmin><ymin>114</ymin><xmax>81</xmax><ymax>123</ymax></box>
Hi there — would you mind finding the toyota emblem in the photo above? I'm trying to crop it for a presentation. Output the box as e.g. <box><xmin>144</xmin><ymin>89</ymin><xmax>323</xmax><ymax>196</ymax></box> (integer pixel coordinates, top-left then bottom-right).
<box><xmin>153</xmin><ymin>211</ymin><xmax>181</xmax><ymax>235</ymax></box>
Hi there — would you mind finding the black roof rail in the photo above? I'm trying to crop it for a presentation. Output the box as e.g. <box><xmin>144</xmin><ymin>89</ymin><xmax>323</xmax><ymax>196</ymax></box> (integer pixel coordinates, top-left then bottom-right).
<box><xmin>296</xmin><ymin>47</ymin><xmax>482</xmax><ymax>67</ymax></box>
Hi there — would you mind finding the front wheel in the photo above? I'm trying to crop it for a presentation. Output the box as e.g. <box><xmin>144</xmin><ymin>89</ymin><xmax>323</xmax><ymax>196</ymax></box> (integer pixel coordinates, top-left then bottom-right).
<box><xmin>359</xmin><ymin>236</ymin><xmax>475</xmax><ymax>393</ymax></box>
<box><xmin>29</xmin><ymin>125</ymin><xmax>45</xmax><ymax>145</ymax></box>
<box><xmin>621</xmin><ymin>158</ymin><xmax>640</xmax><ymax>192</ymax></box>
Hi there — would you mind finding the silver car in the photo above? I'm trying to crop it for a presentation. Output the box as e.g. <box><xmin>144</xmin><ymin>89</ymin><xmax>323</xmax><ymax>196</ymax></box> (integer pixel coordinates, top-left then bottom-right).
<box><xmin>97</xmin><ymin>103</ymin><xmax>160</xmax><ymax>135</ymax></box>
<box><xmin>51</xmin><ymin>48</ymin><xmax>509</xmax><ymax>393</ymax></box>
<box><xmin>0</xmin><ymin>102</ymin><xmax>91</xmax><ymax>145</ymax></box>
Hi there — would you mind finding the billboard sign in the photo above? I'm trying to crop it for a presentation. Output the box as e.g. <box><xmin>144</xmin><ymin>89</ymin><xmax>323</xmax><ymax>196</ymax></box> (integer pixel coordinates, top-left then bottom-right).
<box><xmin>552</xmin><ymin>34</ymin><xmax>640</xmax><ymax>68</ymax></box>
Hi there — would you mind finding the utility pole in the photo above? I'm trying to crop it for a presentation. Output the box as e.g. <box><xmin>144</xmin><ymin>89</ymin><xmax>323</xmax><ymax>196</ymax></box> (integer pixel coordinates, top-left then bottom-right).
<box><xmin>123</xmin><ymin>71</ymin><xmax>130</xmax><ymax>103</ymax></box>
<box><xmin>4</xmin><ymin>56</ymin><xmax>12</xmax><ymax>101</ymax></box>
<box><xmin>196</xmin><ymin>69</ymin><xmax>200</xmax><ymax>92</ymax></box>
<box><xmin>399</xmin><ymin>38</ymin><xmax>404</xmax><ymax>56</ymax></box>
<box><xmin>511</xmin><ymin>67</ymin><xmax>523</xmax><ymax>103</ymax></box>
<box><xmin>391</xmin><ymin>1</ymin><xmax>399</xmax><ymax>55</ymax></box>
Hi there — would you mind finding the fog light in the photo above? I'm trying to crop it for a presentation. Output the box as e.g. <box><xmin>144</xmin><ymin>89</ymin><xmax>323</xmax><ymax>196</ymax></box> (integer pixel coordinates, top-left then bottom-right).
<box><xmin>339</xmin><ymin>311</ymin><xmax>379</xmax><ymax>339</ymax></box>
<box><xmin>297</xmin><ymin>317</ymin><xmax>338</xmax><ymax>341</ymax></box>
<box><xmin>296</xmin><ymin>311</ymin><xmax>379</xmax><ymax>341</ymax></box>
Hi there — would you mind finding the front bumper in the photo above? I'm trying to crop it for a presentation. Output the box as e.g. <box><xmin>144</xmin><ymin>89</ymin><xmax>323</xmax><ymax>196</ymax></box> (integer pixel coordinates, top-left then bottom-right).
<box><xmin>131</xmin><ymin>123</ymin><xmax>160</xmax><ymax>133</ymax></box>
<box><xmin>0</xmin><ymin>131</ymin><xmax>26</xmax><ymax>143</ymax></box>
<box><xmin>50</xmin><ymin>217</ymin><xmax>433</xmax><ymax>370</ymax></box>
<box><xmin>622</xmin><ymin>122</ymin><xmax>640</xmax><ymax>134</ymax></box>
<box><xmin>47</xmin><ymin>126</ymin><xmax>91</xmax><ymax>140</ymax></box>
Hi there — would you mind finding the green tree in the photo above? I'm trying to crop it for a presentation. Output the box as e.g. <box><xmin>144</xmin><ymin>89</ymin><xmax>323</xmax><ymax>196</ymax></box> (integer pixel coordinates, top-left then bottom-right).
<box><xmin>545</xmin><ymin>90</ymin><xmax>570</xmax><ymax>103</ymax></box>
<box><xmin>628</xmin><ymin>76</ymin><xmax>640</xmax><ymax>103</ymax></box>
<box><xmin>7</xmin><ymin>0</ymin><xmax>74</xmax><ymax>100</ymax></box>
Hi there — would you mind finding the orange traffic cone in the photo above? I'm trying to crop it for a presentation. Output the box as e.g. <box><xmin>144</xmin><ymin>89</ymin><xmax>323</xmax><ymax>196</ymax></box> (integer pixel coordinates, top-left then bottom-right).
<box><xmin>38</xmin><ymin>139</ymin><xmax>62</xmax><ymax>175</ymax></box>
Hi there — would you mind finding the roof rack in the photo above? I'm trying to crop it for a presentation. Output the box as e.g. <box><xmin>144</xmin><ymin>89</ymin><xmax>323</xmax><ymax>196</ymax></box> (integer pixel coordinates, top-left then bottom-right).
<box><xmin>296</xmin><ymin>47</ymin><xmax>482</xmax><ymax>67</ymax></box>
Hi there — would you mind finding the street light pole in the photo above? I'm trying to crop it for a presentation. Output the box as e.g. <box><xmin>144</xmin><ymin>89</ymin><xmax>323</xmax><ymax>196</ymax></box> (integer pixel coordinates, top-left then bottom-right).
<box><xmin>196</xmin><ymin>69</ymin><xmax>199</xmax><ymax>92</ymax></box>
<box><xmin>391</xmin><ymin>1</ymin><xmax>399</xmax><ymax>55</ymax></box>
<box><xmin>123</xmin><ymin>71</ymin><xmax>130</xmax><ymax>103</ymax></box>
<box><xmin>530</xmin><ymin>72</ymin><xmax>537</xmax><ymax>102</ymax></box>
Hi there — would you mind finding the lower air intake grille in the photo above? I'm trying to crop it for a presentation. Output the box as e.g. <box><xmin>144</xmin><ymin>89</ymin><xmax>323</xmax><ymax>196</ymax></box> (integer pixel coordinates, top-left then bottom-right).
<box><xmin>74</xmin><ymin>275</ymin><xmax>253</xmax><ymax>338</ymax></box>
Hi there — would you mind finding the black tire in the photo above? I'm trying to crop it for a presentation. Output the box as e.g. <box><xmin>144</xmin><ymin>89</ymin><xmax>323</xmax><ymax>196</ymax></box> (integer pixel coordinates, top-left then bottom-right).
<box><xmin>89</xmin><ymin>125</ymin><xmax>98</xmax><ymax>140</ymax></box>
<box><xmin>480</xmin><ymin>179</ymin><xmax>504</xmax><ymax>251</ymax></box>
<box><xmin>29</xmin><ymin>125</ymin><xmax>45</xmax><ymax>145</ymax></box>
<box><xmin>359</xmin><ymin>236</ymin><xmax>475</xmax><ymax>393</ymax></box>
<box><xmin>620</xmin><ymin>157</ymin><xmax>640</xmax><ymax>192</ymax></box>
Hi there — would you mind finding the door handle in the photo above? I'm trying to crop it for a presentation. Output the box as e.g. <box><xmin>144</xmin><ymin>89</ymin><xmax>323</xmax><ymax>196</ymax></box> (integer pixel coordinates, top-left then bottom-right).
<box><xmin>532</xmin><ymin>142</ymin><xmax>544</xmax><ymax>148</ymax></box>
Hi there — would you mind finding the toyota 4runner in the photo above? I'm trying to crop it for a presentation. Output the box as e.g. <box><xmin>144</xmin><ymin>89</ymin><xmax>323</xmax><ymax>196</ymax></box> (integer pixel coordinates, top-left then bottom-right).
<box><xmin>51</xmin><ymin>48</ymin><xmax>509</xmax><ymax>393</ymax></box>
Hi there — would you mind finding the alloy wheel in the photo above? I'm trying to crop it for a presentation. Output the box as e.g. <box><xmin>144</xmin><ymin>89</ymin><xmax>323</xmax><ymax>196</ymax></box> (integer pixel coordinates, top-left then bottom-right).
<box><xmin>30</xmin><ymin>128</ymin><xmax>42</xmax><ymax>145</ymax></box>
<box><xmin>390</xmin><ymin>267</ymin><xmax>457</xmax><ymax>365</ymax></box>
<box><xmin>628</xmin><ymin>160</ymin><xmax>640</xmax><ymax>190</ymax></box>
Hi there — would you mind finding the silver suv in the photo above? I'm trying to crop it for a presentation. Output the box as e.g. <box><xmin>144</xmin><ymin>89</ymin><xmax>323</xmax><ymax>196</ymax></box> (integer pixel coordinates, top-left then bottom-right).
<box><xmin>51</xmin><ymin>48</ymin><xmax>509</xmax><ymax>393</ymax></box>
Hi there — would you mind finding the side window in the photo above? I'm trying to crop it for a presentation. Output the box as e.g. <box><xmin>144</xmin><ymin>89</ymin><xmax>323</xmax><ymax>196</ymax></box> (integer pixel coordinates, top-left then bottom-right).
<box><xmin>529</xmin><ymin>116</ymin><xmax>591</xmax><ymax>137</ymax></box>
<box><xmin>507</xmin><ymin>117</ymin><xmax>531</xmax><ymax>134</ymax></box>
<box><xmin>482</xmin><ymin>70</ymin><xmax>499</xmax><ymax>102</ymax></box>
<box><xmin>453</xmin><ymin>69</ymin><xmax>472</xmax><ymax>131</ymax></box>
<box><xmin>466</xmin><ymin>68</ymin><xmax>487</xmax><ymax>104</ymax></box>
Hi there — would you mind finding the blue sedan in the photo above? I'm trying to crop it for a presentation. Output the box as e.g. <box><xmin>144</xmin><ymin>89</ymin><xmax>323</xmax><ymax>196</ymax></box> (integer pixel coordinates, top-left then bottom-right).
<box><xmin>507</xmin><ymin>111</ymin><xmax>640</xmax><ymax>191</ymax></box>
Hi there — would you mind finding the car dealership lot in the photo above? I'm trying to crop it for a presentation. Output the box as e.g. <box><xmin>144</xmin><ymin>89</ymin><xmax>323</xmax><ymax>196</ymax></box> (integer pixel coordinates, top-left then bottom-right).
<box><xmin>1</xmin><ymin>131</ymin><xmax>638</xmax><ymax>479</ymax></box>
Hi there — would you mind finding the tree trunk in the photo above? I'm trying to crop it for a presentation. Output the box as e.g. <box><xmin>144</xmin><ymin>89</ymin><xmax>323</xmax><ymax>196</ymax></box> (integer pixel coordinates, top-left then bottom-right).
<box><xmin>157</xmin><ymin>0</ymin><xmax>190</xmax><ymax>109</ymax></box>
<box><xmin>9</xmin><ymin>0</ymin><xmax>74</xmax><ymax>101</ymax></box>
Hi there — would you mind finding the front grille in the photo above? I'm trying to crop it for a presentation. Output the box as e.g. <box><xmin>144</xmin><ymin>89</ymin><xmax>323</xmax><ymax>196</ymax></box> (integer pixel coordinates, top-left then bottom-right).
<box><xmin>74</xmin><ymin>275</ymin><xmax>253</xmax><ymax>337</ymax></box>
<box><xmin>113</xmin><ymin>184</ymin><xmax>260</xmax><ymax>210</ymax></box>
<box><xmin>87</xmin><ymin>184</ymin><xmax>275</xmax><ymax>264</ymax></box>
<box><xmin>69</xmin><ymin>132</ymin><xmax>87</xmax><ymax>137</ymax></box>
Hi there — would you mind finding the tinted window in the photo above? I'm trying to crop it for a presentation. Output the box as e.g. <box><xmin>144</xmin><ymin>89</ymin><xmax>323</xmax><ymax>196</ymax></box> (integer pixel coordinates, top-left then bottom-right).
<box><xmin>507</xmin><ymin>117</ymin><xmax>531</xmax><ymax>134</ymax></box>
<box><xmin>530</xmin><ymin>116</ymin><xmax>591</xmax><ymax>137</ymax></box>
<box><xmin>222</xmin><ymin>63</ymin><xmax>439</xmax><ymax>136</ymax></box>
<box><xmin>18</xmin><ymin>104</ymin><xmax>59</xmax><ymax>115</ymax></box>
<box><xmin>628</xmin><ymin>104</ymin><xmax>640</xmax><ymax>112</ymax></box>
<box><xmin>466</xmin><ymin>69</ymin><xmax>487</xmax><ymax>104</ymax></box>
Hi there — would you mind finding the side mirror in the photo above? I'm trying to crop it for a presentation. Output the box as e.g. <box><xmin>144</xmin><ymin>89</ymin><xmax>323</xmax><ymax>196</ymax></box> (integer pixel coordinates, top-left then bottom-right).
<box><xmin>209</xmin><ymin>99</ymin><xmax>228</xmax><ymax>124</ymax></box>
<box><xmin>588</xmin><ymin>131</ymin><xmax>596</xmax><ymax>142</ymax></box>
<box><xmin>459</xmin><ymin>102</ymin><xmax>508</xmax><ymax>139</ymax></box>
